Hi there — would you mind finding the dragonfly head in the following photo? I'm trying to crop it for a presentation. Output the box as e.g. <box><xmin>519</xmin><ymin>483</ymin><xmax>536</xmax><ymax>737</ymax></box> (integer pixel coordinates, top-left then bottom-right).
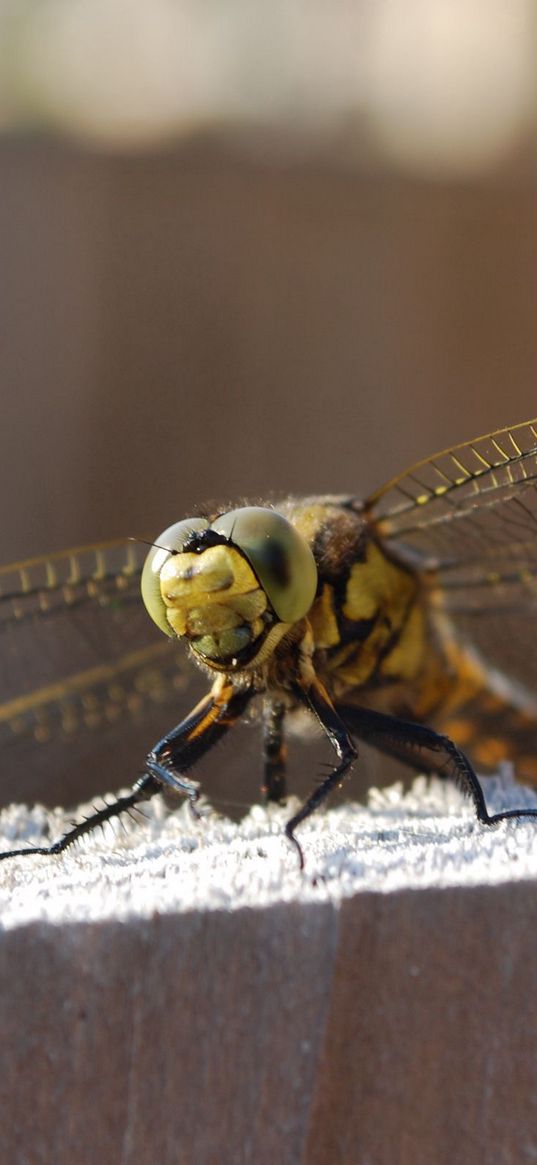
<box><xmin>141</xmin><ymin>507</ymin><xmax>318</xmax><ymax>669</ymax></box>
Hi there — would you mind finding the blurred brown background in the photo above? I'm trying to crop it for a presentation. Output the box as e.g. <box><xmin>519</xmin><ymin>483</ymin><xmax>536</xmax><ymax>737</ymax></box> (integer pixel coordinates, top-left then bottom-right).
<box><xmin>1</xmin><ymin>2</ymin><xmax>537</xmax><ymax>808</ymax></box>
<box><xmin>2</xmin><ymin>2</ymin><xmax>537</xmax><ymax>563</ymax></box>
<box><xmin>2</xmin><ymin>143</ymin><xmax>537</xmax><ymax>561</ymax></box>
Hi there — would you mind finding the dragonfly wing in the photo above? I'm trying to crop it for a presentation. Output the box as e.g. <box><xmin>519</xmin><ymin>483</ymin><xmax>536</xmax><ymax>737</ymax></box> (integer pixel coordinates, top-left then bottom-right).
<box><xmin>366</xmin><ymin>419</ymin><xmax>537</xmax><ymax>691</ymax></box>
<box><xmin>0</xmin><ymin>541</ymin><xmax>202</xmax><ymax>808</ymax></box>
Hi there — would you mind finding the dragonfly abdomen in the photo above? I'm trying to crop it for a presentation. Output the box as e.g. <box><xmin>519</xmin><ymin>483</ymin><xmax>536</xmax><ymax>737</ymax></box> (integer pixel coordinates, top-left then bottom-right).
<box><xmin>436</xmin><ymin>671</ymin><xmax>537</xmax><ymax>781</ymax></box>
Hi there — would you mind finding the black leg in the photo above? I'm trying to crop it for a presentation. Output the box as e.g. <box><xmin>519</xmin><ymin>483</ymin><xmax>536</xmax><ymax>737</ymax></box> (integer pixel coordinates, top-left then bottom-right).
<box><xmin>0</xmin><ymin>773</ymin><xmax>162</xmax><ymax>861</ymax></box>
<box><xmin>285</xmin><ymin>678</ymin><xmax>357</xmax><ymax>869</ymax></box>
<box><xmin>0</xmin><ymin>679</ymin><xmax>254</xmax><ymax>861</ymax></box>
<box><xmin>336</xmin><ymin>702</ymin><xmax>537</xmax><ymax>827</ymax></box>
<box><xmin>146</xmin><ymin>680</ymin><xmax>253</xmax><ymax>797</ymax></box>
<box><xmin>262</xmin><ymin>700</ymin><xmax>287</xmax><ymax>803</ymax></box>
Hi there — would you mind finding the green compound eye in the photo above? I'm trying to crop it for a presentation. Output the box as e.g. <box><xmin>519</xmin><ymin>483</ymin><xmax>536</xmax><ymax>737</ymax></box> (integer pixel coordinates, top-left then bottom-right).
<box><xmin>212</xmin><ymin>507</ymin><xmax>318</xmax><ymax>623</ymax></box>
<box><xmin>141</xmin><ymin>518</ymin><xmax>209</xmax><ymax>635</ymax></box>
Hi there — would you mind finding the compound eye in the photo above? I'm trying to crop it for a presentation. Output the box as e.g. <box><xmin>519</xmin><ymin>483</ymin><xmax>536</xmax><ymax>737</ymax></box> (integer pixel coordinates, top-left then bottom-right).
<box><xmin>141</xmin><ymin>518</ymin><xmax>209</xmax><ymax>635</ymax></box>
<box><xmin>212</xmin><ymin>507</ymin><xmax>318</xmax><ymax>623</ymax></box>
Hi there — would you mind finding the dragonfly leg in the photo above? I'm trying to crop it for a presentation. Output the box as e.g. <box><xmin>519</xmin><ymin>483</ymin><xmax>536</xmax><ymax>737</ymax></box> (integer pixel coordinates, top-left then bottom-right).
<box><xmin>336</xmin><ymin>703</ymin><xmax>537</xmax><ymax>827</ymax></box>
<box><xmin>285</xmin><ymin>679</ymin><xmax>357</xmax><ymax>869</ymax></box>
<box><xmin>145</xmin><ymin>680</ymin><xmax>254</xmax><ymax>804</ymax></box>
<box><xmin>261</xmin><ymin>700</ymin><xmax>287</xmax><ymax>803</ymax></box>
<box><xmin>0</xmin><ymin>680</ymin><xmax>254</xmax><ymax>861</ymax></box>
<box><xmin>0</xmin><ymin>774</ymin><xmax>163</xmax><ymax>861</ymax></box>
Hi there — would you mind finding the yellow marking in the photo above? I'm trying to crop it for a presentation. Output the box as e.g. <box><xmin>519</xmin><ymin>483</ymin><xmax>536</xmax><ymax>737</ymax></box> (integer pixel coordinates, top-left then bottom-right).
<box><xmin>125</xmin><ymin>541</ymin><xmax>138</xmax><ymax>575</ymax></box>
<box><xmin>491</xmin><ymin>438</ymin><xmax>509</xmax><ymax>462</ymax></box>
<box><xmin>380</xmin><ymin>604</ymin><xmax>428</xmax><ymax>681</ymax></box>
<box><xmin>187</xmin><ymin>681</ymin><xmax>235</xmax><ymax>740</ymax></box>
<box><xmin>167</xmin><ymin>607</ymin><xmax>188</xmax><ymax>636</ymax></box>
<box><xmin>332</xmin><ymin>618</ymin><xmax>417</xmax><ymax>689</ymax></box>
<box><xmin>449</xmin><ymin>455</ymin><xmax>471</xmax><ymax>479</ymax></box>
<box><xmin>0</xmin><ymin>641</ymin><xmax>170</xmax><ymax>724</ymax></box>
<box><xmin>243</xmin><ymin>621</ymin><xmax>292</xmax><ymax>670</ymax></box>
<box><xmin>45</xmin><ymin>561</ymin><xmax>58</xmax><ymax>588</ymax></box>
<box><xmin>161</xmin><ymin>545</ymin><xmax>259</xmax><ymax>606</ymax></box>
<box><xmin>308</xmin><ymin>584</ymin><xmax>340</xmax><ymax>649</ymax></box>
<box><xmin>434</xmin><ymin>484</ymin><xmax>449</xmax><ymax>496</ymax></box>
<box><xmin>322</xmin><ymin>541</ymin><xmax>423</xmax><ymax>690</ymax></box>
<box><xmin>508</xmin><ymin>430</ymin><xmax>523</xmax><ymax>456</ymax></box>
<box><xmin>93</xmin><ymin>549</ymin><xmax>106</xmax><ymax>579</ymax></box>
<box><xmin>387</xmin><ymin>592</ymin><xmax>495</xmax><ymax>724</ymax></box>
<box><xmin>68</xmin><ymin>555</ymin><xmax>82</xmax><ymax>585</ymax></box>
<box><xmin>469</xmin><ymin>444</ymin><xmax>492</xmax><ymax>470</ymax></box>
<box><xmin>343</xmin><ymin>542</ymin><xmax>416</xmax><ymax>624</ymax></box>
<box><xmin>188</xmin><ymin>705</ymin><xmax>219</xmax><ymax>741</ymax></box>
<box><xmin>161</xmin><ymin>543</ymin><xmax>285</xmax><ymax>667</ymax></box>
<box><xmin>415</xmin><ymin>494</ymin><xmax>429</xmax><ymax>505</ymax></box>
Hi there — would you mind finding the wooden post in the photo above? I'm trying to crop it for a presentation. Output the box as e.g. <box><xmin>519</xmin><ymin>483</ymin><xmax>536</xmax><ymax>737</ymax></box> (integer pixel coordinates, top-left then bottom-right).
<box><xmin>1</xmin><ymin>779</ymin><xmax>536</xmax><ymax>1165</ymax></box>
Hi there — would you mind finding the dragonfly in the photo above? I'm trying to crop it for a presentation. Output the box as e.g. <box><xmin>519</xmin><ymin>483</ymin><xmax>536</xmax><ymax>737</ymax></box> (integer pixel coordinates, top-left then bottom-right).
<box><xmin>2</xmin><ymin>417</ymin><xmax>537</xmax><ymax>867</ymax></box>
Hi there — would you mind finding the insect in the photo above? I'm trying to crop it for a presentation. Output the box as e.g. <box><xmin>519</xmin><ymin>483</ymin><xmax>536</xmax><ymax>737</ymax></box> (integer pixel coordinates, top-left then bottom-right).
<box><xmin>2</xmin><ymin>417</ymin><xmax>537</xmax><ymax>867</ymax></box>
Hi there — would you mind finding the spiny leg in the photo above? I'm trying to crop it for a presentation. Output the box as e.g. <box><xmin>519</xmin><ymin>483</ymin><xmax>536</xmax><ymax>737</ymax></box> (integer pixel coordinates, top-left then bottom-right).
<box><xmin>0</xmin><ymin>773</ymin><xmax>162</xmax><ymax>861</ymax></box>
<box><xmin>262</xmin><ymin>699</ymin><xmax>287</xmax><ymax>803</ymax></box>
<box><xmin>286</xmin><ymin>678</ymin><xmax>357</xmax><ymax>869</ymax></box>
<box><xmin>0</xmin><ymin>680</ymin><xmax>254</xmax><ymax>861</ymax></box>
<box><xmin>336</xmin><ymin>702</ymin><xmax>537</xmax><ymax>827</ymax></box>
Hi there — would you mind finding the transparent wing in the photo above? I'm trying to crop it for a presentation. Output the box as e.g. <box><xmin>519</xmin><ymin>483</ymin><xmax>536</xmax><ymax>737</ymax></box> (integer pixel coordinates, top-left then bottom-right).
<box><xmin>0</xmin><ymin>541</ymin><xmax>202</xmax><ymax>808</ymax></box>
<box><xmin>366</xmin><ymin>418</ymin><xmax>537</xmax><ymax>688</ymax></box>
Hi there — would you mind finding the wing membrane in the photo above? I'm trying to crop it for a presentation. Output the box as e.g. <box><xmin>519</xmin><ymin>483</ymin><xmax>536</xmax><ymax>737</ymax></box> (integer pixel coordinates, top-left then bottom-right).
<box><xmin>0</xmin><ymin>540</ymin><xmax>200</xmax><ymax>807</ymax></box>
<box><xmin>367</xmin><ymin>419</ymin><xmax>537</xmax><ymax>687</ymax></box>
<box><xmin>0</xmin><ymin>539</ymin><xmax>146</xmax><ymax>625</ymax></box>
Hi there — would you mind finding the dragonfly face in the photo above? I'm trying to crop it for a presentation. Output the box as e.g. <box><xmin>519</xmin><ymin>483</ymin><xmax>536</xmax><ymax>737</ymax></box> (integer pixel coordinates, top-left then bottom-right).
<box><xmin>141</xmin><ymin>508</ymin><xmax>318</xmax><ymax>669</ymax></box>
<box><xmin>3</xmin><ymin>418</ymin><xmax>537</xmax><ymax>866</ymax></box>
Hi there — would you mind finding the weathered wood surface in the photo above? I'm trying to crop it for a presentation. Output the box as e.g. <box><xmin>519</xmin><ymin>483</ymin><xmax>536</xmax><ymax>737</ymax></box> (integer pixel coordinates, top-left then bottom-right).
<box><xmin>0</xmin><ymin>780</ymin><xmax>536</xmax><ymax>1165</ymax></box>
